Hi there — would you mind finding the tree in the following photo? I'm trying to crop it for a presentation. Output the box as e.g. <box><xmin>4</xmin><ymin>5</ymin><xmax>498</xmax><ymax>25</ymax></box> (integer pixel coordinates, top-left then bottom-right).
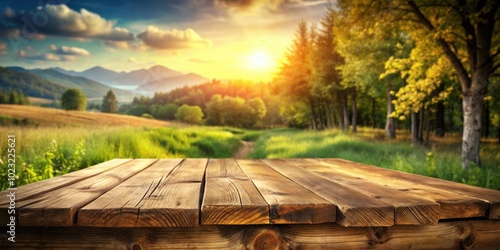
<box><xmin>276</xmin><ymin>20</ymin><xmax>316</xmax><ymax>129</ymax></box>
<box><xmin>101</xmin><ymin>90</ymin><xmax>118</xmax><ymax>113</ymax></box>
<box><xmin>205</xmin><ymin>94</ymin><xmax>224</xmax><ymax>125</ymax></box>
<box><xmin>310</xmin><ymin>8</ymin><xmax>345</xmax><ymax>131</ymax></box>
<box><xmin>175</xmin><ymin>104</ymin><xmax>203</xmax><ymax>124</ymax></box>
<box><xmin>337</xmin><ymin>0</ymin><xmax>500</xmax><ymax>169</ymax></box>
<box><xmin>243</xmin><ymin>97</ymin><xmax>267</xmax><ymax>128</ymax></box>
<box><xmin>61</xmin><ymin>88</ymin><xmax>86</xmax><ymax>111</ymax></box>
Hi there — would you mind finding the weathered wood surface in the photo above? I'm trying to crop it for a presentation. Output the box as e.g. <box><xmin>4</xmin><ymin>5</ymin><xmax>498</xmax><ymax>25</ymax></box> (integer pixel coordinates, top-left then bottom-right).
<box><xmin>18</xmin><ymin>159</ymin><xmax>157</xmax><ymax>227</ymax></box>
<box><xmin>2</xmin><ymin>158</ymin><xmax>499</xmax><ymax>228</ymax></box>
<box><xmin>201</xmin><ymin>159</ymin><xmax>268</xmax><ymax>224</ymax></box>
<box><xmin>1</xmin><ymin>220</ymin><xmax>499</xmax><ymax>249</ymax></box>
<box><xmin>237</xmin><ymin>159</ymin><xmax>336</xmax><ymax>224</ymax></box>
<box><xmin>314</xmin><ymin>158</ymin><xmax>496</xmax><ymax>219</ymax></box>
<box><xmin>0</xmin><ymin>159</ymin><xmax>132</xmax><ymax>225</ymax></box>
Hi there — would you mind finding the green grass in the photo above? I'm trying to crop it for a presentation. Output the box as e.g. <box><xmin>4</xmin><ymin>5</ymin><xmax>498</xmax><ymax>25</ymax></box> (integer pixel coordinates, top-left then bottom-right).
<box><xmin>249</xmin><ymin>128</ymin><xmax>500</xmax><ymax>190</ymax></box>
<box><xmin>0</xmin><ymin>126</ymin><xmax>241</xmax><ymax>190</ymax></box>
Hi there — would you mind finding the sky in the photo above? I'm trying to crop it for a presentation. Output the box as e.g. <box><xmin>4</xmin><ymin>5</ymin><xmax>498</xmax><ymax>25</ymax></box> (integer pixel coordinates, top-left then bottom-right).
<box><xmin>0</xmin><ymin>0</ymin><xmax>331</xmax><ymax>82</ymax></box>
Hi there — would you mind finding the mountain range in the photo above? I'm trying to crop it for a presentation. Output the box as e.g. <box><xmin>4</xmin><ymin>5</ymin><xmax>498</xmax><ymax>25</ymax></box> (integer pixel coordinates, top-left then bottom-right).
<box><xmin>0</xmin><ymin>65</ymin><xmax>210</xmax><ymax>100</ymax></box>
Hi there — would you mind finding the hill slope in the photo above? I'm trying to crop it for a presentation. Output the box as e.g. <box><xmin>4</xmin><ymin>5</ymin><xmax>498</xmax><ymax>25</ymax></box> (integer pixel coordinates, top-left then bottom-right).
<box><xmin>0</xmin><ymin>104</ymin><xmax>171</xmax><ymax>127</ymax></box>
<box><xmin>109</xmin><ymin>65</ymin><xmax>184</xmax><ymax>87</ymax></box>
<box><xmin>136</xmin><ymin>73</ymin><xmax>209</xmax><ymax>93</ymax></box>
<box><xmin>29</xmin><ymin>69</ymin><xmax>132</xmax><ymax>98</ymax></box>
<box><xmin>0</xmin><ymin>67</ymin><xmax>65</xmax><ymax>99</ymax></box>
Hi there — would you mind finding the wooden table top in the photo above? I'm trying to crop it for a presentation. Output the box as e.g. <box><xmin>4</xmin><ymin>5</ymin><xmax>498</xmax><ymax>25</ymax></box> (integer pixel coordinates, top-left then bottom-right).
<box><xmin>1</xmin><ymin>158</ymin><xmax>499</xmax><ymax>228</ymax></box>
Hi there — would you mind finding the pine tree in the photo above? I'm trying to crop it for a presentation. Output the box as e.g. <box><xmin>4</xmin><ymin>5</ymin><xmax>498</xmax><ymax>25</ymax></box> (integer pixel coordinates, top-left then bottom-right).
<box><xmin>101</xmin><ymin>90</ymin><xmax>119</xmax><ymax>113</ymax></box>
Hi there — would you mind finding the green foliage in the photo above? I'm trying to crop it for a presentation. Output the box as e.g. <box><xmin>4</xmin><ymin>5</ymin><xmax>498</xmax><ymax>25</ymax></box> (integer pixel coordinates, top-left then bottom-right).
<box><xmin>0</xmin><ymin>115</ymin><xmax>39</xmax><ymax>126</ymax></box>
<box><xmin>151</xmin><ymin>104</ymin><xmax>178</xmax><ymax>120</ymax></box>
<box><xmin>101</xmin><ymin>90</ymin><xmax>119</xmax><ymax>113</ymax></box>
<box><xmin>141</xmin><ymin>113</ymin><xmax>154</xmax><ymax>119</ymax></box>
<box><xmin>205</xmin><ymin>95</ymin><xmax>267</xmax><ymax>128</ymax></box>
<box><xmin>175</xmin><ymin>104</ymin><xmax>203</xmax><ymax>124</ymax></box>
<box><xmin>0</xmin><ymin>90</ymin><xmax>30</xmax><ymax>105</ymax></box>
<box><xmin>61</xmin><ymin>88</ymin><xmax>87</xmax><ymax>111</ymax></box>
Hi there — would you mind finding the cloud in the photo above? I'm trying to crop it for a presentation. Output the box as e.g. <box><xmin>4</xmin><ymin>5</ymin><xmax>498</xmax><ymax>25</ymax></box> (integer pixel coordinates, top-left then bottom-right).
<box><xmin>215</xmin><ymin>0</ymin><xmax>284</xmax><ymax>11</ymax></box>
<box><xmin>137</xmin><ymin>26</ymin><xmax>211</xmax><ymax>50</ymax></box>
<box><xmin>213</xmin><ymin>0</ymin><xmax>327</xmax><ymax>14</ymax></box>
<box><xmin>5</xmin><ymin>4</ymin><xmax>134</xmax><ymax>41</ymax></box>
<box><xmin>17</xmin><ymin>50</ymin><xmax>64</xmax><ymax>61</ymax></box>
<box><xmin>50</xmin><ymin>45</ymin><xmax>90</xmax><ymax>56</ymax></box>
<box><xmin>0</xmin><ymin>43</ymin><xmax>7</xmax><ymax>55</ymax></box>
<box><xmin>128</xmin><ymin>57</ymin><xmax>137</xmax><ymax>63</ymax></box>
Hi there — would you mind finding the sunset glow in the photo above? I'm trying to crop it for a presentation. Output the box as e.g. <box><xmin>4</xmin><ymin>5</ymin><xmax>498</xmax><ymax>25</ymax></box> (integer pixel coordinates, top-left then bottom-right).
<box><xmin>0</xmin><ymin>1</ymin><xmax>329</xmax><ymax>82</ymax></box>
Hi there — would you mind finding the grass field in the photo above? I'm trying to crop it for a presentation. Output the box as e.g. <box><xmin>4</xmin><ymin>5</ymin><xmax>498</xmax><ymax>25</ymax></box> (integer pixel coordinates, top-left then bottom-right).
<box><xmin>0</xmin><ymin>104</ymin><xmax>498</xmax><ymax>190</ymax></box>
<box><xmin>248</xmin><ymin>128</ymin><xmax>500</xmax><ymax>190</ymax></box>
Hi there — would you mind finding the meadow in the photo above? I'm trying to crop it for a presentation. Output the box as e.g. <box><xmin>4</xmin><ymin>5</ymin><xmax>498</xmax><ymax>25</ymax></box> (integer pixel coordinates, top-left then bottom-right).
<box><xmin>249</xmin><ymin>128</ymin><xmax>500</xmax><ymax>190</ymax></box>
<box><xmin>0</xmin><ymin>105</ymin><xmax>498</xmax><ymax>191</ymax></box>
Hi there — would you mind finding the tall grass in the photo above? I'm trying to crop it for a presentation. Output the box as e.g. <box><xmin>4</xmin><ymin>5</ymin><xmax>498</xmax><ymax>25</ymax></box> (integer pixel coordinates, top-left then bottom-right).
<box><xmin>249</xmin><ymin>128</ymin><xmax>500</xmax><ymax>190</ymax></box>
<box><xmin>0</xmin><ymin>126</ymin><xmax>240</xmax><ymax>190</ymax></box>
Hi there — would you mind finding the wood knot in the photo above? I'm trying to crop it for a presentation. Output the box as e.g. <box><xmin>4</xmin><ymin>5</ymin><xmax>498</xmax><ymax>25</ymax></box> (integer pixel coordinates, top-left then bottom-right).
<box><xmin>246</xmin><ymin>228</ymin><xmax>282</xmax><ymax>250</ymax></box>
<box><xmin>367</xmin><ymin>227</ymin><xmax>390</xmax><ymax>246</ymax></box>
<box><xmin>462</xmin><ymin>234</ymin><xmax>476</xmax><ymax>249</ymax></box>
<box><xmin>131</xmin><ymin>243</ymin><xmax>143</xmax><ymax>250</ymax></box>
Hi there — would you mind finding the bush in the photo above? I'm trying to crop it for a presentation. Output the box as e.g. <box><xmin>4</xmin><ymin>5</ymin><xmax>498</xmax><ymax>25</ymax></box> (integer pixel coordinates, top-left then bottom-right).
<box><xmin>61</xmin><ymin>88</ymin><xmax>86</xmax><ymax>111</ymax></box>
<box><xmin>175</xmin><ymin>104</ymin><xmax>203</xmax><ymax>124</ymax></box>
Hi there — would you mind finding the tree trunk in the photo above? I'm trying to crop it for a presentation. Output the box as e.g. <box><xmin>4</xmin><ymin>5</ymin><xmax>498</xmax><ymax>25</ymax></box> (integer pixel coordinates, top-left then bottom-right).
<box><xmin>325</xmin><ymin>103</ymin><xmax>333</xmax><ymax>129</ymax></box>
<box><xmin>351</xmin><ymin>88</ymin><xmax>357</xmax><ymax>133</ymax></box>
<box><xmin>436</xmin><ymin>101</ymin><xmax>445</xmax><ymax>137</ymax></box>
<box><xmin>371</xmin><ymin>97</ymin><xmax>376</xmax><ymax>128</ymax></box>
<box><xmin>343</xmin><ymin>95</ymin><xmax>349</xmax><ymax>131</ymax></box>
<box><xmin>498</xmin><ymin>123</ymin><xmax>500</xmax><ymax>144</ymax></box>
<box><xmin>385</xmin><ymin>85</ymin><xmax>396</xmax><ymax>139</ymax></box>
<box><xmin>425</xmin><ymin>108</ymin><xmax>431</xmax><ymax>143</ymax></box>
<box><xmin>418</xmin><ymin>109</ymin><xmax>424</xmax><ymax>142</ymax></box>
<box><xmin>411</xmin><ymin>110</ymin><xmax>419</xmax><ymax>145</ymax></box>
<box><xmin>461</xmin><ymin>94</ymin><xmax>483</xmax><ymax>169</ymax></box>
<box><xmin>308</xmin><ymin>99</ymin><xmax>317</xmax><ymax>130</ymax></box>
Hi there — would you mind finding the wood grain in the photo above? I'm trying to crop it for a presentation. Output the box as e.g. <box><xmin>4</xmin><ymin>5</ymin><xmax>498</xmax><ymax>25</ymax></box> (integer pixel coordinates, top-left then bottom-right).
<box><xmin>312</xmin><ymin>158</ymin><xmax>491</xmax><ymax>220</ymax></box>
<box><xmin>262</xmin><ymin>159</ymin><xmax>394</xmax><ymax>227</ymax></box>
<box><xmin>236</xmin><ymin>159</ymin><xmax>336</xmax><ymax>224</ymax></box>
<box><xmin>281</xmin><ymin>158</ymin><xmax>441</xmax><ymax>225</ymax></box>
<box><xmin>18</xmin><ymin>159</ymin><xmax>157</xmax><ymax>227</ymax></box>
<box><xmin>0</xmin><ymin>159</ymin><xmax>131</xmax><ymax>225</ymax></box>
<box><xmin>78</xmin><ymin>159</ymin><xmax>183</xmax><ymax>227</ymax></box>
<box><xmin>1</xmin><ymin>220</ymin><xmax>499</xmax><ymax>249</ymax></box>
<box><xmin>202</xmin><ymin>159</ymin><xmax>269</xmax><ymax>225</ymax></box>
<box><xmin>135</xmin><ymin>158</ymin><xmax>208</xmax><ymax>227</ymax></box>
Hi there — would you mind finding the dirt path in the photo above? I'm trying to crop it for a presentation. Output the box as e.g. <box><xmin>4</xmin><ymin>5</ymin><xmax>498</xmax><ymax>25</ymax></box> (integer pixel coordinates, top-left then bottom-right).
<box><xmin>234</xmin><ymin>141</ymin><xmax>255</xmax><ymax>158</ymax></box>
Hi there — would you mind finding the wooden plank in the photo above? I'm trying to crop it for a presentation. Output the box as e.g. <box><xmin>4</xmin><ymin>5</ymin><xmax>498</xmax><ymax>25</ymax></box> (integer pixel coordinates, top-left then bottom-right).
<box><xmin>281</xmin><ymin>158</ymin><xmax>440</xmax><ymax>225</ymax></box>
<box><xmin>77</xmin><ymin>159</ymin><xmax>183</xmax><ymax>227</ymax></box>
<box><xmin>0</xmin><ymin>159</ymin><xmax>131</xmax><ymax>225</ymax></box>
<box><xmin>236</xmin><ymin>159</ymin><xmax>336</xmax><ymax>224</ymax></box>
<box><xmin>1</xmin><ymin>220</ymin><xmax>499</xmax><ymax>249</ymax></box>
<box><xmin>201</xmin><ymin>159</ymin><xmax>269</xmax><ymax>225</ymax></box>
<box><xmin>17</xmin><ymin>159</ymin><xmax>157</xmax><ymax>227</ymax></box>
<box><xmin>313</xmin><ymin>158</ymin><xmax>492</xmax><ymax>220</ymax></box>
<box><xmin>134</xmin><ymin>158</ymin><xmax>208</xmax><ymax>227</ymax></box>
<box><xmin>261</xmin><ymin>159</ymin><xmax>394</xmax><ymax>227</ymax></box>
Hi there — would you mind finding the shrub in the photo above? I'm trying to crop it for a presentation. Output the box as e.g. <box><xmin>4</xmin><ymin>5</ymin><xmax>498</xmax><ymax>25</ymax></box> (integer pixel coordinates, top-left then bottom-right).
<box><xmin>175</xmin><ymin>104</ymin><xmax>203</xmax><ymax>124</ymax></box>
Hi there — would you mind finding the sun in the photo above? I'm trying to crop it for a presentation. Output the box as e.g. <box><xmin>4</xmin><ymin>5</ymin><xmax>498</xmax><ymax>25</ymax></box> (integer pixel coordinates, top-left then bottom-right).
<box><xmin>248</xmin><ymin>50</ymin><xmax>272</xmax><ymax>70</ymax></box>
